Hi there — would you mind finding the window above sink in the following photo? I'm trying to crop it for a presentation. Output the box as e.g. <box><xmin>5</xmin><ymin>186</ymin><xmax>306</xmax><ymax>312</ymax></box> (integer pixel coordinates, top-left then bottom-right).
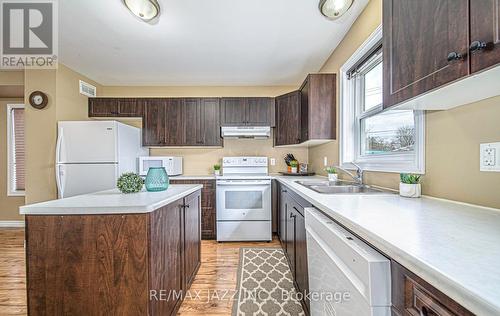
<box><xmin>339</xmin><ymin>25</ymin><xmax>425</xmax><ymax>174</ymax></box>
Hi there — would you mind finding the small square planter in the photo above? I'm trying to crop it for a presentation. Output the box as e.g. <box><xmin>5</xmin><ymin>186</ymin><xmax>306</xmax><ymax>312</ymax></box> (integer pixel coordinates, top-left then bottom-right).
<box><xmin>328</xmin><ymin>173</ymin><xmax>338</xmax><ymax>182</ymax></box>
<box><xmin>399</xmin><ymin>183</ymin><xmax>421</xmax><ymax>198</ymax></box>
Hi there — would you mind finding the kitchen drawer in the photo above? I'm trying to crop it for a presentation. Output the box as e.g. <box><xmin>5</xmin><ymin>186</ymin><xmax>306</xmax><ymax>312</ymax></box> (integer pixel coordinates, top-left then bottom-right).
<box><xmin>391</xmin><ymin>260</ymin><xmax>473</xmax><ymax>316</ymax></box>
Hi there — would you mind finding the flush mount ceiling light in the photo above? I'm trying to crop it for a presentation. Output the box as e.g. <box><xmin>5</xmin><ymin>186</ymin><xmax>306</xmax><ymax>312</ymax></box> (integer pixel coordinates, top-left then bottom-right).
<box><xmin>123</xmin><ymin>0</ymin><xmax>160</xmax><ymax>22</ymax></box>
<box><xmin>319</xmin><ymin>0</ymin><xmax>354</xmax><ymax>20</ymax></box>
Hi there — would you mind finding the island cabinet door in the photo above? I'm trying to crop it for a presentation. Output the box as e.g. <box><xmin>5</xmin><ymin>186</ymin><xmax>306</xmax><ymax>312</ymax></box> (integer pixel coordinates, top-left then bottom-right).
<box><xmin>182</xmin><ymin>190</ymin><xmax>202</xmax><ymax>290</ymax></box>
<box><xmin>149</xmin><ymin>200</ymin><xmax>185</xmax><ymax>316</ymax></box>
<box><xmin>25</xmin><ymin>214</ymin><xmax>150</xmax><ymax>316</ymax></box>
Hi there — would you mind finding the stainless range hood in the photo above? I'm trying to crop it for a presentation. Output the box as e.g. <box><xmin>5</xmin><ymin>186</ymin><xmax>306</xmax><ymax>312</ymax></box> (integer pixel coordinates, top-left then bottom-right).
<box><xmin>221</xmin><ymin>126</ymin><xmax>271</xmax><ymax>139</ymax></box>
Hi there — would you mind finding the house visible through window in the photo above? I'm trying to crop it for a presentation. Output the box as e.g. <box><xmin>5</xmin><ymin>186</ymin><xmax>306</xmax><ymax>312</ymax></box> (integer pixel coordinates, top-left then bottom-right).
<box><xmin>340</xmin><ymin>26</ymin><xmax>424</xmax><ymax>173</ymax></box>
<box><xmin>7</xmin><ymin>104</ymin><xmax>25</xmax><ymax>196</ymax></box>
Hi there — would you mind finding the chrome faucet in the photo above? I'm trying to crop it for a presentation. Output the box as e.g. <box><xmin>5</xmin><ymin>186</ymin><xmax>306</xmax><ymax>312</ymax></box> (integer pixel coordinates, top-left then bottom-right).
<box><xmin>334</xmin><ymin>162</ymin><xmax>364</xmax><ymax>185</ymax></box>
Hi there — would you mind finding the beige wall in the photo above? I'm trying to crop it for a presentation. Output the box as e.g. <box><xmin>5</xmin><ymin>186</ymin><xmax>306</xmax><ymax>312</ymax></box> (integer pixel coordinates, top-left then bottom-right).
<box><xmin>101</xmin><ymin>86</ymin><xmax>294</xmax><ymax>98</ymax></box>
<box><xmin>151</xmin><ymin>134</ymin><xmax>307</xmax><ymax>175</ymax></box>
<box><xmin>0</xmin><ymin>98</ymin><xmax>25</xmax><ymax>220</ymax></box>
<box><xmin>0</xmin><ymin>71</ymin><xmax>24</xmax><ymax>85</ymax></box>
<box><xmin>24</xmin><ymin>64</ymin><xmax>102</xmax><ymax>204</ymax></box>
<box><xmin>309</xmin><ymin>0</ymin><xmax>500</xmax><ymax>208</ymax></box>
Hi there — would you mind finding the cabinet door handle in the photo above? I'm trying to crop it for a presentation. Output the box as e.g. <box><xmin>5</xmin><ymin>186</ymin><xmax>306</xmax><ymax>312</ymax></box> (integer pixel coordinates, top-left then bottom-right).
<box><xmin>281</xmin><ymin>189</ymin><xmax>287</xmax><ymax>193</ymax></box>
<box><xmin>469</xmin><ymin>40</ymin><xmax>494</xmax><ymax>53</ymax></box>
<box><xmin>447</xmin><ymin>52</ymin><xmax>465</xmax><ymax>62</ymax></box>
<box><xmin>420</xmin><ymin>306</ymin><xmax>429</xmax><ymax>316</ymax></box>
<box><xmin>184</xmin><ymin>204</ymin><xmax>190</xmax><ymax>208</ymax></box>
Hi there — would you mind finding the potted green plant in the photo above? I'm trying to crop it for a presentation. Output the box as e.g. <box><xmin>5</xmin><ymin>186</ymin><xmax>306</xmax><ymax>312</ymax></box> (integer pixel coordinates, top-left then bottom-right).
<box><xmin>325</xmin><ymin>166</ymin><xmax>338</xmax><ymax>182</ymax></box>
<box><xmin>399</xmin><ymin>173</ymin><xmax>422</xmax><ymax>198</ymax></box>
<box><xmin>290</xmin><ymin>160</ymin><xmax>299</xmax><ymax>173</ymax></box>
<box><xmin>213</xmin><ymin>164</ymin><xmax>221</xmax><ymax>176</ymax></box>
<box><xmin>117</xmin><ymin>172</ymin><xmax>144</xmax><ymax>193</ymax></box>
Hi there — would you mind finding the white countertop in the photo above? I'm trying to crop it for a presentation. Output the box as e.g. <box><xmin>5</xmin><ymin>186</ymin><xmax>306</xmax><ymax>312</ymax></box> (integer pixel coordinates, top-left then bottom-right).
<box><xmin>20</xmin><ymin>184</ymin><xmax>203</xmax><ymax>215</ymax></box>
<box><xmin>274</xmin><ymin>176</ymin><xmax>500</xmax><ymax>316</ymax></box>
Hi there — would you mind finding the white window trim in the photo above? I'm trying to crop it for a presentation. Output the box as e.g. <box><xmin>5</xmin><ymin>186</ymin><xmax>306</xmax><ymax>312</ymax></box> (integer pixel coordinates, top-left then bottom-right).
<box><xmin>339</xmin><ymin>25</ymin><xmax>425</xmax><ymax>174</ymax></box>
<box><xmin>7</xmin><ymin>104</ymin><xmax>25</xmax><ymax>196</ymax></box>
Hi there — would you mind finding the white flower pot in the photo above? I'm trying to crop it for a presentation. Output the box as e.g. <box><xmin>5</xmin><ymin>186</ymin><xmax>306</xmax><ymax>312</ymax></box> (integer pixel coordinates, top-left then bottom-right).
<box><xmin>399</xmin><ymin>183</ymin><xmax>421</xmax><ymax>198</ymax></box>
<box><xmin>291</xmin><ymin>167</ymin><xmax>298</xmax><ymax>173</ymax></box>
<box><xmin>214</xmin><ymin>170</ymin><xmax>220</xmax><ymax>176</ymax></box>
<box><xmin>328</xmin><ymin>173</ymin><xmax>338</xmax><ymax>182</ymax></box>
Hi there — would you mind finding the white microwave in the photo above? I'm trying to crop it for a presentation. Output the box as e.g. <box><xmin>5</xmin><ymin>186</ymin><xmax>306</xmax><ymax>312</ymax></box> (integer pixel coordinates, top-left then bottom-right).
<box><xmin>138</xmin><ymin>156</ymin><xmax>183</xmax><ymax>176</ymax></box>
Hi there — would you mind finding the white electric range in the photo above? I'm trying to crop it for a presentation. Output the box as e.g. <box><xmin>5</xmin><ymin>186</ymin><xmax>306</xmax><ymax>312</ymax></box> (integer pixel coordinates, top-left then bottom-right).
<box><xmin>216</xmin><ymin>157</ymin><xmax>272</xmax><ymax>241</ymax></box>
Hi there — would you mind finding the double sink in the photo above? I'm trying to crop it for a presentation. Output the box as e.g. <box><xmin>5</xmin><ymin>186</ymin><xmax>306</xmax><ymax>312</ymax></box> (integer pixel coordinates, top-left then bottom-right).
<box><xmin>296</xmin><ymin>180</ymin><xmax>394</xmax><ymax>195</ymax></box>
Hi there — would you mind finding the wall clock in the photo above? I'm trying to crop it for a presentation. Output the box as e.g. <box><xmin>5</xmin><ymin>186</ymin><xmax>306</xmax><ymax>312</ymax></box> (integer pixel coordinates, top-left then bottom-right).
<box><xmin>29</xmin><ymin>91</ymin><xmax>48</xmax><ymax>109</ymax></box>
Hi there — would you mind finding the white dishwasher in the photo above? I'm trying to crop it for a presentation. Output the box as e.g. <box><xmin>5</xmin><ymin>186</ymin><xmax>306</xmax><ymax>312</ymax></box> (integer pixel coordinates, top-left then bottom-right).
<box><xmin>305</xmin><ymin>207</ymin><xmax>391</xmax><ymax>316</ymax></box>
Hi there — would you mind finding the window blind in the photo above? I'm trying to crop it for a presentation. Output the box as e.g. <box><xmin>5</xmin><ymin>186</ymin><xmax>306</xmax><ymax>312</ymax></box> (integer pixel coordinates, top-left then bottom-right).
<box><xmin>346</xmin><ymin>41</ymin><xmax>383</xmax><ymax>79</ymax></box>
<box><xmin>11</xmin><ymin>107</ymin><xmax>25</xmax><ymax>191</ymax></box>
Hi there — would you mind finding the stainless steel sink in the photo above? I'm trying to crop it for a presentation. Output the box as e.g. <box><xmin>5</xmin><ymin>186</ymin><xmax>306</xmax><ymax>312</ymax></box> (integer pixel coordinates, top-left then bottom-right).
<box><xmin>296</xmin><ymin>180</ymin><xmax>393</xmax><ymax>195</ymax></box>
<box><xmin>295</xmin><ymin>180</ymin><xmax>354</xmax><ymax>187</ymax></box>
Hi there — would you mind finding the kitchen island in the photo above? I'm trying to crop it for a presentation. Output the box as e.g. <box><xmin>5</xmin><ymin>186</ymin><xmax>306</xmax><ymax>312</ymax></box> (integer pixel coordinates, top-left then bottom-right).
<box><xmin>20</xmin><ymin>184</ymin><xmax>202</xmax><ymax>316</ymax></box>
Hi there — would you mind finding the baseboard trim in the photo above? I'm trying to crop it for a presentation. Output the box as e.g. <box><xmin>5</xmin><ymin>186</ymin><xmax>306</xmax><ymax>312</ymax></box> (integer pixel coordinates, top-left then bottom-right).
<box><xmin>0</xmin><ymin>221</ymin><xmax>25</xmax><ymax>228</ymax></box>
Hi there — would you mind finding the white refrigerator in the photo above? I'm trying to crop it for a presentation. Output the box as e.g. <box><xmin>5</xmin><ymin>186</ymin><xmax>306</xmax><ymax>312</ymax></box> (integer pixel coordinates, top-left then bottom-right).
<box><xmin>56</xmin><ymin>121</ymin><xmax>147</xmax><ymax>198</ymax></box>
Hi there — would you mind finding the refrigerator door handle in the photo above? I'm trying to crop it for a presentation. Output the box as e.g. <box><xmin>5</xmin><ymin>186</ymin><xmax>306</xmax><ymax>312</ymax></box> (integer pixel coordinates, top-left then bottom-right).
<box><xmin>56</xmin><ymin>127</ymin><xmax>63</xmax><ymax>163</ymax></box>
<box><xmin>56</xmin><ymin>164</ymin><xmax>65</xmax><ymax>198</ymax></box>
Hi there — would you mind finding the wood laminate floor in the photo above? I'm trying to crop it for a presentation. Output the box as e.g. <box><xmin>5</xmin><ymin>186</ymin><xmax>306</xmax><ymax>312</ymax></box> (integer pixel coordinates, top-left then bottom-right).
<box><xmin>0</xmin><ymin>228</ymin><xmax>280</xmax><ymax>316</ymax></box>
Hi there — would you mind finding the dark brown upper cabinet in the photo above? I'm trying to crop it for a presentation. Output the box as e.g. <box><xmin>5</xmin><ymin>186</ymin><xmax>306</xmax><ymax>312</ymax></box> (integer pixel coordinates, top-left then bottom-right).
<box><xmin>143</xmin><ymin>98</ymin><xmax>184</xmax><ymax>146</ymax></box>
<box><xmin>142</xmin><ymin>99</ymin><xmax>168</xmax><ymax>146</ymax></box>
<box><xmin>183</xmin><ymin>98</ymin><xmax>222</xmax><ymax>146</ymax></box>
<box><xmin>275</xmin><ymin>91</ymin><xmax>301</xmax><ymax>146</ymax></box>
<box><xmin>470</xmin><ymin>0</ymin><xmax>500</xmax><ymax>73</ymax></box>
<box><xmin>143</xmin><ymin>98</ymin><xmax>221</xmax><ymax>147</ymax></box>
<box><xmin>220</xmin><ymin>97</ymin><xmax>274</xmax><ymax>126</ymax></box>
<box><xmin>383</xmin><ymin>0</ymin><xmax>470</xmax><ymax>109</ymax></box>
<box><xmin>88</xmin><ymin>98</ymin><xmax>143</xmax><ymax>117</ymax></box>
<box><xmin>275</xmin><ymin>74</ymin><xmax>336</xmax><ymax>147</ymax></box>
<box><xmin>383</xmin><ymin>0</ymin><xmax>500</xmax><ymax>109</ymax></box>
<box><xmin>164</xmin><ymin>99</ymin><xmax>184</xmax><ymax>146</ymax></box>
<box><xmin>299</xmin><ymin>74</ymin><xmax>336</xmax><ymax>142</ymax></box>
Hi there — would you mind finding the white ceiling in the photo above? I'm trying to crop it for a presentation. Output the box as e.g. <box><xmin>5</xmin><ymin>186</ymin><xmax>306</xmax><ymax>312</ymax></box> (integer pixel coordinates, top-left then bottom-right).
<box><xmin>59</xmin><ymin>0</ymin><xmax>368</xmax><ymax>86</ymax></box>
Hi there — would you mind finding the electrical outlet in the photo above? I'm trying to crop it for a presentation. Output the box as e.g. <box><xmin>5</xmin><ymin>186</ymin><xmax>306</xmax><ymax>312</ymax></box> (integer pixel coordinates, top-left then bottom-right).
<box><xmin>480</xmin><ymin>142</ymin><xmax>500</xmax><ymax>172</ymax></box>
<box><xmin>270</xmin><ymin>158</ymin><xmax>276</xmax><ymax>166</ymax></box>
<box><xmin>324</xmin><ymin>157</ymin><xmax>328</xmax><ymax>167</ymax></box>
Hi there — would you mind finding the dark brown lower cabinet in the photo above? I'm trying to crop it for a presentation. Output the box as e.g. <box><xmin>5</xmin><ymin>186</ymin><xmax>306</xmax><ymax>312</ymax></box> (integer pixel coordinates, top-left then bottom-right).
<box><xmin>183</xmin><ymin>190</ymin><xmax>202</xmax><ymax>289</ymax></box>
<box><xmin>278</xmin><ymin>185</ymin><xmax>311</xmax><ymax>314</ymax></box>
<box><xmin>170</xmin><ymin>179</ymin><xmax>217</xmax><ymax>240</ymax></box>
<box><xmin>25</xmin><ymin>190</ymin><xmax>201</xmax><ymax>316</ymax></box>
<box><xmin>391</xmin><ymin>260</ymin><xmax>474</xmax><ymax>316</ymax></box>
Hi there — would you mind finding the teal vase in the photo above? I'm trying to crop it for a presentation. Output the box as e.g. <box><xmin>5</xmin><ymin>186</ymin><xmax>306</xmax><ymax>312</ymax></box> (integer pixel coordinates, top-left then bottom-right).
<box><xmin>145</xmin><ymin>167</ymin><xmax>169</xmax><ymax>192</ymax></box>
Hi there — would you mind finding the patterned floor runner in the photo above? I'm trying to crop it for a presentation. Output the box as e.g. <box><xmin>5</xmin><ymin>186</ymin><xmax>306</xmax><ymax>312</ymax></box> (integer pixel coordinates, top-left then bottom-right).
<box><xmin>232</xmin><ymin>248</ymin><xmax>305</xmax><ymax>316</ymax></box>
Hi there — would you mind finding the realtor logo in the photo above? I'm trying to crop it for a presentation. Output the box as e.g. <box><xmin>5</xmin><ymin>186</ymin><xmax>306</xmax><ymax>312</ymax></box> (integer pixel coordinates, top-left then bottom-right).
<box><xmin>1</xmin><ymin>0</ymin><xmax>58</xmax><ymax>69</ymax></box>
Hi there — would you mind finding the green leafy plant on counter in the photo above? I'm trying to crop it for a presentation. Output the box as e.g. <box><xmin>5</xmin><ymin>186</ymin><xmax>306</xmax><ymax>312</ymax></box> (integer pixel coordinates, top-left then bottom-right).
<box><xmin>325</xmin><ymin>166</ymin><xmax>337</xmax><ymax>174</ymax></box>
<box><xmin>117</xmin><ymin>172</ymin><xmax>144</xmax><ymax>193</ymax></box>
<box><xmin>290</xmin><ymin>160</ymin><xmax>299</xmax><ymax>168</ymax></box>
<box><xmin>400</xmin><ymin>173</ymin><xmax>421</xmax><ymax>184</ymax></box>
<box><xmin>213</xmin><ymin>164</ymin><xmax>221</xmax><ymax>171</ymax></box>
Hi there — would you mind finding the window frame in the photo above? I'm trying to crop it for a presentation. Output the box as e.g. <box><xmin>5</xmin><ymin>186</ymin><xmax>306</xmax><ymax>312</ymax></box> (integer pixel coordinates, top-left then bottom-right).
<box><xmin>7</xmin><ymin>104</ymin><xmax>25</xmax><ymax>197</ymax></box>
<box><xmin>339</xmin><ymin>25</ymin><xmax>425</xmax><ymax>174</ymax></box>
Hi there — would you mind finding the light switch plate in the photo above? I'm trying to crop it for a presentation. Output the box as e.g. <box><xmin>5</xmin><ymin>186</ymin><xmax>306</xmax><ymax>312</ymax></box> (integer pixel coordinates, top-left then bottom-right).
<box><xmin>480</xmin><ymin>142</ymin><xmax>500</xmax><ymax>172</ymax></box>
<box><xmin>270</xmin><ymin>158</ymin><xmax>276</xmax><ymax>166</ymax></box>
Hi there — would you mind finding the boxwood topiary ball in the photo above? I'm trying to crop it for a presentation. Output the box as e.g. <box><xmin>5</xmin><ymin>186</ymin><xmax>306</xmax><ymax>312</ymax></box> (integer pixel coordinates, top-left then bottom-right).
<box><xmin>117</xmin><ymin>172</ymin><xmax>144</xmax><ymax>194</ymax></box>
